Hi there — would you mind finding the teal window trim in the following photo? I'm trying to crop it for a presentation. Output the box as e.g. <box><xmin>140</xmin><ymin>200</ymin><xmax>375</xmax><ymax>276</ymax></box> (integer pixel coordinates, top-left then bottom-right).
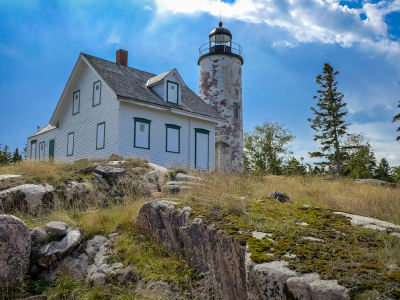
<box><xmin>30</xmin><ymin>140</ymin><xmax>37</xmax><ymax>160</ymax></box>
<box><xmin>67</xmin><ymin>132</ymin><xmax>74</xmax><ymax>156</ymax></box>
<box><xmin>194</xmin><ymin>128</ymin><xmax>210</xmax><ymax>170</ymax></box>
<box><xmin>96</xmin><ymin>121</ymin><xmax>106</xmax><ymax>150</ymax></box>
<box><xmin>49</xmin><ymin>139</ymin><xmax>55</xmax><ymax>159</ymax></box>
<box><xmin>166</xmin><ymin>80</ymin><xmax>179</xmax><ymax>104</ymax></box>
<box><xmin>134</xmin><ymin>117</ymin><xmax>151</xmax><ymax>150</ymax></box>
<box><xmin>165</xmin><ymin>124</ymin><xmax>181</xmax><ymax>154</ymax></box>
<box><xmin>92</xmin><ymin>80</ymin><xmax>102</xmax><ymax>107</ymax></box>
<box><xmin>72</xmin><ymin>90</ymin><xmax>80</xmax><ymax>115</ymax></box>
<box><xmin>233</xmin><ymin>102</ymin><xmax>239</xmax><ymax>119</ymax></box>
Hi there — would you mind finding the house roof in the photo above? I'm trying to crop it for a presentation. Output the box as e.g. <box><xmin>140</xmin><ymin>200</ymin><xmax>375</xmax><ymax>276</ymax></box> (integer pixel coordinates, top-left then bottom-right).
<box><xmin>81</xmin><ymin>53</ymin><xmax>221</xmax><ymax>120</ymax></box>
<box><xmin>146</xmin><ymin>69</ymin><xmax>175</xmax><ymax>87</ymax></box>
<box><xmin>29</xmin><ymin>124</ymin><xmax>57</xmax><ymax>138</ymax></box>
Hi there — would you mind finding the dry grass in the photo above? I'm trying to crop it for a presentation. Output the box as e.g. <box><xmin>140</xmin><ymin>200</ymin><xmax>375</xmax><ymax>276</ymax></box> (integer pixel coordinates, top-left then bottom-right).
<box><xmin>181</xmin><ymin>173</ymin><xmax>400</xmax><ymax>225</ymax></box>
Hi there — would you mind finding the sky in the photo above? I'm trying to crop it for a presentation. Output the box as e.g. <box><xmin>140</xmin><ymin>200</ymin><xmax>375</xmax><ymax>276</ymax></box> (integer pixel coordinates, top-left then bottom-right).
<box><xmin>1</xmin><ymin>0</ymin><xmax>400</xmax><ymax>166</ymax></box>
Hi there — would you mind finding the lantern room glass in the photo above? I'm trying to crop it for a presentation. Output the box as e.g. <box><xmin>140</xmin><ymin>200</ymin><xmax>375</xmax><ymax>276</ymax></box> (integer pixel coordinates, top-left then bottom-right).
<box><xmin>209</xmin><ymin>33</ymin><xmax>231</xmax><ymax>48</ymax></box>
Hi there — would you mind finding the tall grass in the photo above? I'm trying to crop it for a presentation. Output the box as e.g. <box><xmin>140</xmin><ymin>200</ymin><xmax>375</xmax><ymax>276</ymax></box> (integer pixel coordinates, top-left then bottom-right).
<box><xmin>182</xmin><ymin>173</ymin><xmax>400</xmax><ymax>225</ymax></box>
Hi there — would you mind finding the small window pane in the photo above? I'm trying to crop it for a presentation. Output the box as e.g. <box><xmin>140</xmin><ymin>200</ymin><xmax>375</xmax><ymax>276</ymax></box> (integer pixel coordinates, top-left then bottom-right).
<box><xmin>167</xmin><ymin>81</ymin><xmax>178</xmax><ymax>104</ymax></box>
<box><xmin>67</xmin><ymin>133</ymin><xmax>74</xmax><ymax>156</ymax></box>
<box><xmin>73</xmin><ymin>91</ymin><xmax>80</xmax><ymax>114</ymax></box>
<box><xmin>93</xmin><ymin>81</ymin><xmax>101</xmax><ymax>106</ymax></box>
<box><xmin>97</xmin><ymin>123</ymin><xmax>105</xmax><ymax>149</ymax></box>
<box><xmin>166</xmin><ymin>127</ymin><xmax>179</xmax><ymax>153</ymax></box>
<box><xmin>234</xmin><ymin>103</ymin><xmax>239</xmax><ymax>119</ymax></box>
<box><xmin>135</xmin><ymin>122</ymin><xmax>150</xmax><ymax>148</ymax></box>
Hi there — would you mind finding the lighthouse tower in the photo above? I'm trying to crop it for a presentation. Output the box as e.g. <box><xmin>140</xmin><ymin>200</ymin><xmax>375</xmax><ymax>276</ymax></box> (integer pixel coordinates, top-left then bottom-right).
<box><xmin>198</xmin><ymin>22</ymin><xmax>244</xmax><ymax>173</ymax></box>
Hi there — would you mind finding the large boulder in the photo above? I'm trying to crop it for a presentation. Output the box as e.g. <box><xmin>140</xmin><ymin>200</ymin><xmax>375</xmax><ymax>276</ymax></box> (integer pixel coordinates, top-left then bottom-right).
<box><xmin>137</xmin><ymin>200</ymin><xmax>247</xmax><ymax>299</ymax></box>
<box><xmin>0</xmin><ymin>175</ymin><xmax>21</xmax><ymax>181</ymax></box>
<box><xmin>0</xmin><ymin>184</ymin><xmax>54</xmax><ymax>214</ymax></box>
<box><xmin>37</xmin><ymin>228</ymin><xmax>81</xmax><ymax>267</ymax></box>
<box><xmin>94</xmin><ymin>166</ymin><xmax>126</xmax><ymax>182</ymax></box>
<box><xmin>0</xmin><ymin>215</ymin><xmax>31</xmax><ymax>286</ymax></box>
<box><xmin>175</xmin><ymin>173</ymin><xmax>204</xmax><ymax>183</ymax></box>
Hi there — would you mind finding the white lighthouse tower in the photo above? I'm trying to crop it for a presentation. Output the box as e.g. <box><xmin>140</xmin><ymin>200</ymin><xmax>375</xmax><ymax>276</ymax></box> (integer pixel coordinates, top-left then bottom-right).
<box><xmin>198</xmin><ymin>22</ymin><xmax>244</xmax><ymax>173</ymax></box>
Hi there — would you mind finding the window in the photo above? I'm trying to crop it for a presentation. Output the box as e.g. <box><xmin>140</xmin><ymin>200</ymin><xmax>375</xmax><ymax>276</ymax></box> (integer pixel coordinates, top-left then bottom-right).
<box><xmin>166</xmin><ymin>124</ymin><xmax>180</xmax><ymax>153</ymax></box>
<box><xmin>195</xmin><ymin>128</ymin><xmax>209</xmax><ymax>170</ymax></box>
<box><xmin>67</xmin><ymin>132</ymin><xmax>74</xmax><ymax>156</ymax></box>
<box><xmin>39</xmin><ymin>141</ymin><xmax>45</xmax><ymax>161</ymax></box>
<box><xmin>30</xmin><ymin>140</ymin><xmax>37</xmax><ymax>160</ymax></box>
<box><xmin>233</xmin><ymin>103</ymin><xmax>239</xmax><ymax>119</ymax></box>
<box><xmin>72</xmin><ymin>90</ymin><xmax>80</xmax><ymax>115</ymax></box>
<box><xmin>134</xmin><ymin>118</ymin><xmax>151</xmax><ymax>149</ymax></box>
<box><xmin>96</xmin><ymin>122</ymin><xmax>105</xmax><ymax>150</ymax></box>
<box><xmin>93</xmin><ymin>80</ymin><xmax>101</xmax><ymax>106</ymax></box>
<box><xmin>167</xmin><ymin>80</ymin><xmax>179</xmax><ymax>104</ymax></box>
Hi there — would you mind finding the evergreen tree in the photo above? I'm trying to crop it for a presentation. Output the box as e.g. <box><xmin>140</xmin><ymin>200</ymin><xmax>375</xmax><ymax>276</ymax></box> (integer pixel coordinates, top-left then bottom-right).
<box><xmin>343</xmin><ymin>133</ymin><xmax>376</xmax><ymax>179</ymax></box>
<box><xmin>375</xmin><ymin>158</ymin><xmax>392</xmax><ymax>182</ymax></box>
<box><xmin>2</xmin><ymin>145</ymin><xmax>12</xmax><ymax>164</ymax></box>
<box><xmin>12</xmin><ymin>148</ymin><xmax>22</xmax><ymax>163</ymax></box>
<box><xmin>308</xmin><ymin>63</ymin><xmax>348</xmax><ymax>177</ymax></box>
<box><xmin>282</xmin><ymin>157</ymin><xmax>307</xmax><ymax>176</ymax></box>
<box><xmin>0</xmin><ymin>144</ymin><xmax>4</xmax><ymax>165</ymax></box>
<box><xmin>244</xmin><ymin>122</ymin><xmax>294</xmax><ymax>175</ymax></box>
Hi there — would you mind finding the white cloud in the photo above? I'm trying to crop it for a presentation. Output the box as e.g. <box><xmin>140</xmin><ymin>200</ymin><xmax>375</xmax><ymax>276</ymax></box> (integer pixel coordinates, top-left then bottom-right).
<box><xmin>144</xmin><ymin>5</ymin><xmax>152</xmax><ymax>10</ymax></box>
<box><xmin>153</xmin><ymin>0</ymin><xmax>400</xmax><ymax>58</ymax></box>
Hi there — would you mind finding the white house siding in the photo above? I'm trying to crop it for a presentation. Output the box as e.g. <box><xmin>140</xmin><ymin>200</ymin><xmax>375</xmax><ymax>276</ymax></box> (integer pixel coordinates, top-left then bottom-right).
<box><xmin>118</xmin><ymin>101</ymin><xmax>215</xmax><ymax>171</ymax></box>
<box><xmin>27</xmin><ymin>61</ymin><xmax>119</xmax><ymax>162</ymax></box>
<box><xmin>27</xmin><ymin>129</ymin><xmax>57</xmax><ymax>161</ymax></box>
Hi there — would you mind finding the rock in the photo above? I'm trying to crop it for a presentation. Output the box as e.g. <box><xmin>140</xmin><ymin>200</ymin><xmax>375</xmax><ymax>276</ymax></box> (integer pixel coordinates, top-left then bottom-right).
<box><xmin>37</xmin><ymin>228</ymin><xmax>82</xmax><ymax>267</ymax></box>
<box><xmin>286</xmin><ymin>273</ymin><xmax>320</xmax><ymax>300</ymax></box>
<box><xmin>175</xmin><ymin>173</ymin><xmax>204</xmax><ymax>182</ymax></box>
<box><xmin>50</xmin><ymin>253</ymin><xmax>89</xmax><ymax>280</ymax></box>
<box><xmin>148</xmin><ymin>162</ymin><xmax>169</xmax><ymax>173</ymax></box>
<box><xmin>31</xmin><ymin>227</ymin><xmax>47</xmax><ymax>247</ymax></box>
<box><xmin>145</xmin><ymin>169</ymin><xmax>166</xmax><ymax>189</ymax></box>
<box><xmin>94</xmin><ymin>173</ymin><xmax>111</xmax><ymax>190</ymax></box>
<box><xmin>137</xmin><ymin>200</ymin><xmax>247</xmax><ymax>299</ymax></box>
<box><xmin>112</xmin><ymin>265</ymin><xmax>137</xmax><ymax>284</ymax></box>
<box><xmin>354</xmin><ymin>179</ymin><xmax>389</xmax><ymax>185</ymax></box>
<box><xmin>135</xmin><ymin>280</ymin><xmax>177</xmax><ymax>299</ymax></box>
<box><xmin>310</xmin><ymin>279</ymin><xmax>350</xmax><ymax>300</ymax></box>
<box><xmin>90</xmin><ymin>272</ymin><xmax>106</xmax><ymax>286</ymax></box>
<box><xmin>86</xmin><ymin>235</ymin><xmax>109</xmax><ymax>258</ymax></box>
<box><xmin>0</xmin><ymin>215</ymin><xmax>31</xmax><ymax>287</ymax></box>
<box><xmin>0</xmin><ymin>174</ymin><xmax>21</xmax><ymax>181</ymax></box>
<box><xmin>0</xmin><ymin>184</ymin><xmax>54</xmax><ymax>214</ymax></box>
<box><xmin>65</xmin><ymin>181</ymin><xmax>91</xmax><ymax>203</ymax></box>
<box><xmin>162</xmin><ymin>181</ymin><xmax>191</xmax><ymax>194</ymax></box>
<box><xmin>94</xmin><ymin>166</ymin><xmax>126</xmax><ymax>182</ymax></box>
<box><xmin>75</xmin><ymin>166</ymin><xmax>95</xmax><ymax>175</ymax></box>
<box><xmin>107</xmin><ymin>160</ymin><xmax>124</xmax><ymax>166</ymax></box>
<box><xmin>303</xmin><ymin>236</ymin><xmax>325</xmax><ymax>243</ymax></box>
<box><xmin>45</xmin><ymin>221</ymin><xmax>69</xmax><ymax>237</ymax></box>
<box><xmin>246</xmin><ymin>260</ymin><xmax>298</xmax><ymax>300</ymax></box>
<box><xmin>267</xmin><ymin>191</ymin><xmax>291</xmax><ymax>203</ymax></box>
<box><xmin>334</xmin><ymin>212</ymin><xmax>400</xmax><ymax>232</ymax></box>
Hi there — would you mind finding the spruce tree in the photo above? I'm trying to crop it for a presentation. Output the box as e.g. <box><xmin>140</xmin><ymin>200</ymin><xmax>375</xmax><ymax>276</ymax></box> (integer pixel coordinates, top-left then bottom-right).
<box><xmin>392</xmin><ymin>83</ymin><xmax>400</xmax><ymax>141</ymax></box>
<box><xmin>12</xmin><ymin>148</ymin><xmax>22</xmax><ymax>163</ymax></box>
<box><xmin>308</xmin><ymin>63</ymin><xmax>348</xmax><ymax>177</ymax></box>
<box><xmin>375</xmin><ymin>158</ymin><xmax>391</xmax><ymax>182</ymax></box>
<box><xmin>2</xmin><ymin>145</ymin><xmax>12</xmax><ymax>164</ymax></box>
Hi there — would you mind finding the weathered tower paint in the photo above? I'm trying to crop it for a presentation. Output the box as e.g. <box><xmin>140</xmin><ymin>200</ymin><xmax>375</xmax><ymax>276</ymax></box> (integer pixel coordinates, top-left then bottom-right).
<box><xmin>198</xmin><ymin>22</ymin><xmax>244</xmax><ymax>173</ymax></box>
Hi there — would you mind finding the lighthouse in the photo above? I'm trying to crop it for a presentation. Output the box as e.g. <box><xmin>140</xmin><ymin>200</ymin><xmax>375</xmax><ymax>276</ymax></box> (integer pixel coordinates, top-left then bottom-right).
<box><xmin>198</xmin><ymin>22</ymin><xmax>244</xmax><ymax>173</ymax></box>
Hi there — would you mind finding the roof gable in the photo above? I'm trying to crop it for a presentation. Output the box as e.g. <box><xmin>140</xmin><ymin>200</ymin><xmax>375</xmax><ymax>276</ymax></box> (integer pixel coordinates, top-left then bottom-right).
<box><xmin>82</xmin><ymin>53</ymin><xmax>221</xmax><ymax>120</ymax></box>
<box><xmin>146</xmin><ymin>68</ymin><xmax>185</xmax><ymax>88</ymax></box>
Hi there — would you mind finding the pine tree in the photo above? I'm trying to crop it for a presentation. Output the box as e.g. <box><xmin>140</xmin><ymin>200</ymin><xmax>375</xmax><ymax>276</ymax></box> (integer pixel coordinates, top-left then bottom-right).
<box><xmin>22</xmin><ymin>144</ymin><xmax>28</xmax><ymax>159</ymax></box>
<box><xmin>0</xmin><ymin>144</ymin><xmax>4</xmax><ymax>165</ymax></box>
<box><xmin>12</xmin><ymin>148</ymin><xmax>22</xmax><ymax>163</ymax></box>
<box><xmin>308</xmin><ymin>63</ymin><xmax>348</xmax><ymax>178</ymax></box>
<box><xmin>375</xmin><ymin>158</ymin><xmax>392</xmax><ymax>182</ymax></box>
<box><xmin>2</xmin><ymin>145</ymin><xmax>12</xmax><ymax>164</ymax></box>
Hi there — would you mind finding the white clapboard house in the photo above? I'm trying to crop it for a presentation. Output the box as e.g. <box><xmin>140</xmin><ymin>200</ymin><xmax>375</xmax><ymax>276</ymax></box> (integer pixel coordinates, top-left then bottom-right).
<box><xmin>27</xmin><ymin>50</ymin><xmax>221</xmax><ymax>170</ymax></box>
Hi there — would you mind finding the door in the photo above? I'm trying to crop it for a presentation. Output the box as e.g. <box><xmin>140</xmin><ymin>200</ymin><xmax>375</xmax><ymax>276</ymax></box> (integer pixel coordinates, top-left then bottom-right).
<box><xmin>49</xmin><ymin>139</ymin><xmax>55</xmax><ymax>159</ymax></box>
<box><xmin>30</xmin><ymin>140</ymin><xmax>37</xmax><ymax>160</ymax></box>
<box><xmin>195</xmin><ymin>129</ymin><xmax>209</xmax><ymax>170</ymax></box>
<box><xmin>39</xmin><ymin>142</ymin><xmax>45</xmax><ymax>161</ymax></box>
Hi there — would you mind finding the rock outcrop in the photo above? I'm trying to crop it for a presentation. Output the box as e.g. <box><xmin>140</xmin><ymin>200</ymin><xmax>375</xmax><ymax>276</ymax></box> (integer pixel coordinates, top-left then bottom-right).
<box><xmin>137</xmin><ymin>200</ymin><xmax>247</xmax><ymax>299</ymax></box>
<box><xmin>267</xmin><ymin>191</ymin><xmax>291</xmax><ymax>203</ymax></box>
<box><xmin>0</xmin><ymin>184</ymin><xmax>54</xmax><ymax>214</ymax></box>
<box><xmin>137</xmin><ymin>200</ymin><xmax>350</xmax><ymax>300</ymax></box>
<box><xmin>0</xmin><ymin>215</ymin><xmax>31</xmax><ymax>286</ymax></box>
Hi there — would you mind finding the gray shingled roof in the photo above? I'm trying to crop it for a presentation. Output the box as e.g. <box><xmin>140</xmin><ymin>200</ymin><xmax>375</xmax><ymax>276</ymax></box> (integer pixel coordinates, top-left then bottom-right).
<box><xmin>82</xmin><ymin>54</ymin><xmax>221</xmax><ymax>120</ymax></box>
<box><xmin>29</xmin><ymin>124</ymin><xmax>57</xmax><ymax>138</ymax></box>
<box><xmin>146</xmin><ymin>69</ymin><xmax>175</xmax><ymax>87</ymax></box>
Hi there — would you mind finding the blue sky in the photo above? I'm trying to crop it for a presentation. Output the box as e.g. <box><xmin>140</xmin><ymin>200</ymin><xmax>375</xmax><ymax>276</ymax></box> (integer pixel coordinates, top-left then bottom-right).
<box><xmin>1</xmin><ymin>0</ymin><xmax>400</xmax><ymax>165</ymax></box>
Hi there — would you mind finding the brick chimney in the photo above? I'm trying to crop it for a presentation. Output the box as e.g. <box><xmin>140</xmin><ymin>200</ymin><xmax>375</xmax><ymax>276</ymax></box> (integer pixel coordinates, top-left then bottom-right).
<box><xmin>116</xmin><ymin>49</ymin><xmax>128</xmax><ymax>67</ymax></box>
